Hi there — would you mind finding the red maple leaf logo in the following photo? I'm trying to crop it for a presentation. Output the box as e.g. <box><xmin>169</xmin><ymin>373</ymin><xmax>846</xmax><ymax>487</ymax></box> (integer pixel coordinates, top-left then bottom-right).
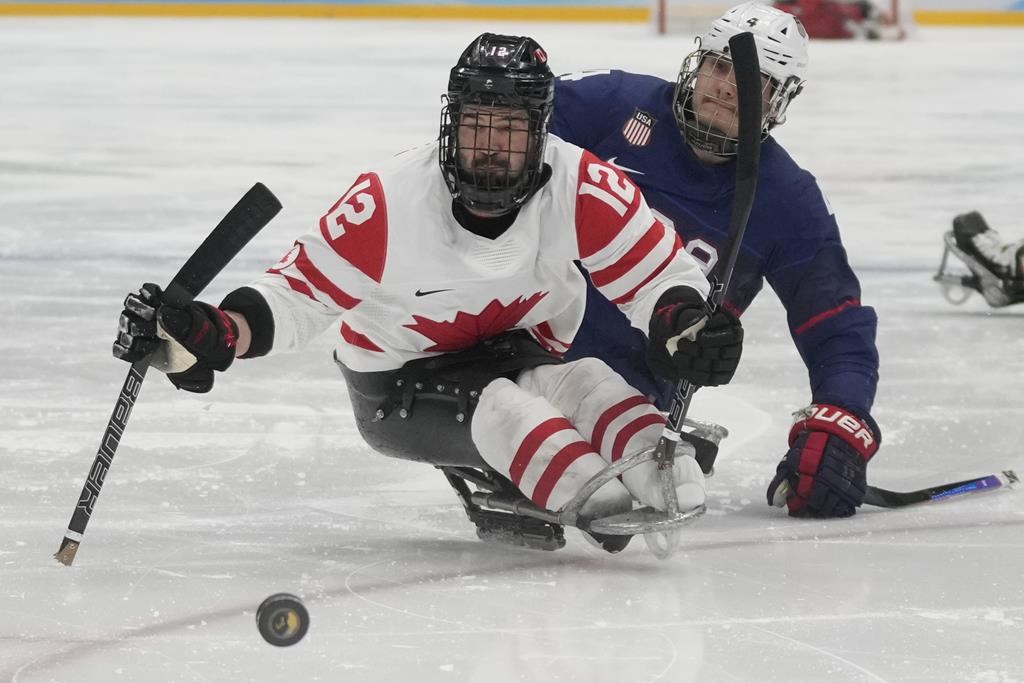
<box><xmin>405</xmin><ymin>293</ymin><xmax>548</xmax><ymax>352</ymax></box>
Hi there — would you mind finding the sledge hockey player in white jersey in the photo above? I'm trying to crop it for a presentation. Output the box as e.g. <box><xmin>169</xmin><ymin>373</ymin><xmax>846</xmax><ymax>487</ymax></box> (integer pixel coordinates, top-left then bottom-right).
<box><xmin>112</xmin><ymin>33</ymin><xmax>744</xmax><ymax>554</ymax></box>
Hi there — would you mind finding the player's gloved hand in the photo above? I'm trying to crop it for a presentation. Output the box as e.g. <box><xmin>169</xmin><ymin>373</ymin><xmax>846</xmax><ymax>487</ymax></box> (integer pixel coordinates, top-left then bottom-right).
<box><xmin>113</xmin><ymin>283</ymin><xmax>165</xmax><ymax>361</ymax></box>
<box><xmin>767</xmin><ymin>404</ymin><xmax>880</xmax><ymax>518</ymax></box>
<box><xmin>646</xmin><ymin>286</ymin><xmax>743</xmax><ymax>387</ymax></box>
<box><xmin>113</xmin><ymin>283</ymin><xmax>238</xmax><ymax>393</ymax></box>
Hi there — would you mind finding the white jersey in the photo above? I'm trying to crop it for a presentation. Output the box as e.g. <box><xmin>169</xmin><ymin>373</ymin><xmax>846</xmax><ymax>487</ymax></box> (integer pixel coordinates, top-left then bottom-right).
<box><xmin>248</xmin><ymin>136</ymin><xmax>710</xmax><ymax>372</ymax></box>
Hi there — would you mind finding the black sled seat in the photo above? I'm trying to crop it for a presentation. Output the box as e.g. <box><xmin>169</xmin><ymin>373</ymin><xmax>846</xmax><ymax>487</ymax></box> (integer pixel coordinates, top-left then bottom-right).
<box><xmin>336</xmin><ymin>331</ymin><xmax>561</xmax><ymax>468</ymax></box>
<box><xmin>335</xmin><ymin>336</ymin><xmax>571</xmax><ymax>551</ymax></box>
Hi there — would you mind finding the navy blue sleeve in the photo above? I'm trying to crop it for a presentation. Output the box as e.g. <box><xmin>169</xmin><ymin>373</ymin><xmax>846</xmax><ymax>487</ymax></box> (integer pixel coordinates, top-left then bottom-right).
<box><xmin>551</xmin><ymin>70</ymin><xmax>624</xmax><ymax>151</ymax></box>
<box><xmin>763</xmin><ymin>178</ymin><xmax>879</xmax><ymax>420</ymax></box>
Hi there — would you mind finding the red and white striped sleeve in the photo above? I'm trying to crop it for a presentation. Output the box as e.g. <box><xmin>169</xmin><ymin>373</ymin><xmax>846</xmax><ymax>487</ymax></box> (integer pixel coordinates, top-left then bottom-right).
<box><xmin>572</xmin><ymin>150</ymin><xmax>710</xmax><ymax>334</ymax></box>
<box><xmin>246</xmin><ymin>172</ymin><xmax>387</xmax><ymax>352</ymax></box>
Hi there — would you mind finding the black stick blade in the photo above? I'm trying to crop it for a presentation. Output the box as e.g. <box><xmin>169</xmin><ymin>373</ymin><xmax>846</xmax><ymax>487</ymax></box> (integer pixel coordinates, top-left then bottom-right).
<box><xmin>166</xmin><ymin>183</ymin><xmax>282</xmax><ymax>306</ymax></box>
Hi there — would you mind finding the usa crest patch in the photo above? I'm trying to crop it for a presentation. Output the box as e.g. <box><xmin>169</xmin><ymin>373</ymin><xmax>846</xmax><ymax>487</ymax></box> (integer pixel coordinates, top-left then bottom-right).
<box><xmin>622</xmin><ymin>109</ymin><xmax>656</xmax><ymax>146</ymax></box>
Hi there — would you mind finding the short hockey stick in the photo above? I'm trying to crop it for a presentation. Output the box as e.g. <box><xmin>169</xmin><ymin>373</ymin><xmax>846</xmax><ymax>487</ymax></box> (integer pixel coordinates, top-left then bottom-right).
<box><xmin>863</xmin><ymin>470</ymin><xmax>1018</xmax><ymax>508</ymax></box>
<box><xmin>54</xmin><ymin>183</ymin><xmax>282</xmax><ymax>566</ymax></box>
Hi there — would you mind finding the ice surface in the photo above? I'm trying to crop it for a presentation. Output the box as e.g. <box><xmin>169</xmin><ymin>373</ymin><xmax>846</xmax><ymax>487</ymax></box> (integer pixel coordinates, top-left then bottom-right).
<box><xmin>1</xmin><ymin>18</ymin><xmax>1023</xmax><ymax>682</ymax></box>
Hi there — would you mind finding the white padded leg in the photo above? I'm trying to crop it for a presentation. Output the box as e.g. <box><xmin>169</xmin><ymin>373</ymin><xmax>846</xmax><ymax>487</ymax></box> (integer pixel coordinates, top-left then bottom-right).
<box><xmin>519</xmin><ymin>359</ymin><xmax>705</xmax><ymax>511</ymax></box>
<box><xmin>471</xmin><ymin>377</ymin><xmax>631</xmax><ymax>518</ymax></box>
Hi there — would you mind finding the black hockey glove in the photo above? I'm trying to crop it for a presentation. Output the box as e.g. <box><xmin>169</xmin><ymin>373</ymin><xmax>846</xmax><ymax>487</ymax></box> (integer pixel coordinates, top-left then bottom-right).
<box><xmin>113</xmin><ymin>283</ymin><xmax>165</xmax><ymax>361</ymax></box>
<box><xmin>646</xmin><ymin>286</ymin><xmax>743</xmax><ymax>387</ymax></box>
<box><xmin>767</xmin><ymin>404</ymin><xmax>880</xmax><ymax>518</ymax></box>
<box><xmin>113</xmin><ymin>283</ymin><xmax>239</xmax><ymax>393</ymax></box>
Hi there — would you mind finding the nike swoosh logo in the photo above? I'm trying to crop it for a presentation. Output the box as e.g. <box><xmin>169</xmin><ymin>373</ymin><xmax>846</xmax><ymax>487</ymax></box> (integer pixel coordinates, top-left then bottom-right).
<box><xmin>606</xmin><ymin>156</ymin><xmax>645</xmax><ymax>175</ymax></box>
<box><xmin>415</xmin><ymin>288</ymin><xmax>454</xmax><ymax>297</ymax></box>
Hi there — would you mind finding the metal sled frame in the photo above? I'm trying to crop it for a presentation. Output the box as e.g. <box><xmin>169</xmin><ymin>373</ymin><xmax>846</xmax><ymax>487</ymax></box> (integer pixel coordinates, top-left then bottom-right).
<box><xmin>441</xmin><ymin>417</ymin><xmax>728</xmax><ymax>553</ymax></box>
<box><xmin>935</xmin><ymin>230</ymin><xmax>1017</xmax><ymax>307</ymax></box>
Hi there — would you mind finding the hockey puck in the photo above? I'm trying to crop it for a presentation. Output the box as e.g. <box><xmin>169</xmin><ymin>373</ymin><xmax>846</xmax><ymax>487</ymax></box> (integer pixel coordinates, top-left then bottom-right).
<box><xmin>256</xmin><ymin>593</ymin><xmax>309</xmax><ymax>646</ymax></box>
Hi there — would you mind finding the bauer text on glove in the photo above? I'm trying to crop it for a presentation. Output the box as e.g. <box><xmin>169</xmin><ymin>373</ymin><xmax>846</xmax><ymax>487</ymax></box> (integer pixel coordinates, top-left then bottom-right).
<box><xmin>766</xmin><ymin>404</ymin><xmax>880</xmax><ymax>518</ymax></box>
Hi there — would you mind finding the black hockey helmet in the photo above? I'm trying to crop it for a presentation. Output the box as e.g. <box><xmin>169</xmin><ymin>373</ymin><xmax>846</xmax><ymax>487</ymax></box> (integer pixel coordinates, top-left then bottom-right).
<box><xmin>439</xmin><ymin>33</ymin><xmax>554</xmax><ymax>216</ymax></box>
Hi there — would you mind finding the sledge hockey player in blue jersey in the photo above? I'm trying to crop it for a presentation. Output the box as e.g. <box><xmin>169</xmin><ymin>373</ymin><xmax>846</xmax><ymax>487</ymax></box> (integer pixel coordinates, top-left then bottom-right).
<box><xmin>550</xmin><ymin>1</ymin><xmax>881</xmax><ymax>519</ymax></box>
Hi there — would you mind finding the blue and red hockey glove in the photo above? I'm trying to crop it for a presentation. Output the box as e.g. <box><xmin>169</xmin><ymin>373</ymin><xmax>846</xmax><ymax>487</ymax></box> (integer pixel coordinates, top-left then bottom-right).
<box><xmin>767</xmin><ymin>404</ymin><xmax>880</xmax><ymax>518</ymax></box>
<box><xmin>113</xmin><ymin>283</ymin><xmax>239</xmax><ymax>393</ymax></box>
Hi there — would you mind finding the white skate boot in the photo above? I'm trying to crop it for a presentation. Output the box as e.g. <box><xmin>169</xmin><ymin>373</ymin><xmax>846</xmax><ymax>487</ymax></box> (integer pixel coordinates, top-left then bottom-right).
<box><xmin>633</xmin><ymin>452</ymin><xmax>706</xmax><ymax>512</ymax></box>
<box><xmin>937</xmin><ymin>211</ymin><xmax>1024</xmax><ymax>307</ymax></box>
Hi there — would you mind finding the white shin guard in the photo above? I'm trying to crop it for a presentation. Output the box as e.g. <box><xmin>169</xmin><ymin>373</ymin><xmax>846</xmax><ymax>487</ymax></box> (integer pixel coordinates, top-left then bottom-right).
<box><xmin>519</xmin><ymin>359</ymin><xmax>706</xmax><ymax>511</ymax></box>
<box><xmin>471</xmin><ymin>377</ymin><xmax>632</xmax><ymax>520</ymax></box>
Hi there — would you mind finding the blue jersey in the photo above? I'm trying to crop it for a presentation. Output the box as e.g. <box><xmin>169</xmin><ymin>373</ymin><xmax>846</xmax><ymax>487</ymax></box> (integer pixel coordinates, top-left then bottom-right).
<box><xmin>551</xmin><ymin>70</ymin><xmax>879</xmax><ymax>418</ymax></box>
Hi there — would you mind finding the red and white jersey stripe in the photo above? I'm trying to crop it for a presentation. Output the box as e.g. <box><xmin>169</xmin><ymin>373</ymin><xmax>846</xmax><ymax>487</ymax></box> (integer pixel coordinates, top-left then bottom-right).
<box><xmin>246</xmin><ymin>137</ymin><xmax>710</xmax><ymax>371</ymax></box>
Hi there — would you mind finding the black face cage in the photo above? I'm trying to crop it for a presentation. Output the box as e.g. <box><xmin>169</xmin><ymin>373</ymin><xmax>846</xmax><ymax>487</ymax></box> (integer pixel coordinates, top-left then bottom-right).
<box><xmin>672</xmin><ymin>49</ymin><xmax>802</xmax><ymax>157</ymax></box>
<box><xmin>439</xmin><ymin>83</ymin><xmax>552</xmax><ymax>216</ymax></box>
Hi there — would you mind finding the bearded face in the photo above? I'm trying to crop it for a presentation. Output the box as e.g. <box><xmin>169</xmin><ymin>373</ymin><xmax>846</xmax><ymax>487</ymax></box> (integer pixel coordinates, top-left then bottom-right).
<box><xmin>456</xmin><ymin>105</ymin><xmax>531</xmax><ymax>187</ymax></box>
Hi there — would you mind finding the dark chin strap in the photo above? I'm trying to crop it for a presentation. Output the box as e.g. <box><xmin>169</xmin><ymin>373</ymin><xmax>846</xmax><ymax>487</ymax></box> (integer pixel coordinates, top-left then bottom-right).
<box><xmin>682</xmin><ymin>115</ymin><xmax>738</xmax><ymax>158</ymax></box>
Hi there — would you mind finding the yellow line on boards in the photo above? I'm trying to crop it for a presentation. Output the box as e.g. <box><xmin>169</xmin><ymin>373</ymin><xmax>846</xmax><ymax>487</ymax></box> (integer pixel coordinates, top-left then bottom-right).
<box><xmin>0</xmin><ymin>2</ymin><xmax>649</xmax><ymax>21</ymax></box>
<box><xmin>913</xmin><ymin>10</ymin><xmax>1024</xmax><ymax>26</ymax></box>
<box><xmin>3</xmin><ymin>4</ymin><xmax>1023</xmax><ymax>28</ymax></box>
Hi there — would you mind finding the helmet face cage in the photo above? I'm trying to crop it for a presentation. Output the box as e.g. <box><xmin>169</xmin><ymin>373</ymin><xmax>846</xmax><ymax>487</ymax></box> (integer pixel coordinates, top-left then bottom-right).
<box><xmin>439</xmin><ymin>33</ymin><xmax>554</xmax><ymax>216</ymax></box>
<box><xmin>673</xmin><ymin>1</ymin><xmax>809</xmax><ymax>158</ymax></box>
<box><xmin>673</xmin><ymin>48</ymin><xmax>801</xmax><ymax>157</ymax></box>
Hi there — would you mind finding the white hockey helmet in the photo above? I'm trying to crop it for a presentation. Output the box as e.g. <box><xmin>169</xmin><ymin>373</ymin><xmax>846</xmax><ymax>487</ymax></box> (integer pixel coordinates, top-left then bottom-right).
<box><xmin>674</xmin><ymin>1</ymin><xmax>809</xmax><ymax>157</ymax></box>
